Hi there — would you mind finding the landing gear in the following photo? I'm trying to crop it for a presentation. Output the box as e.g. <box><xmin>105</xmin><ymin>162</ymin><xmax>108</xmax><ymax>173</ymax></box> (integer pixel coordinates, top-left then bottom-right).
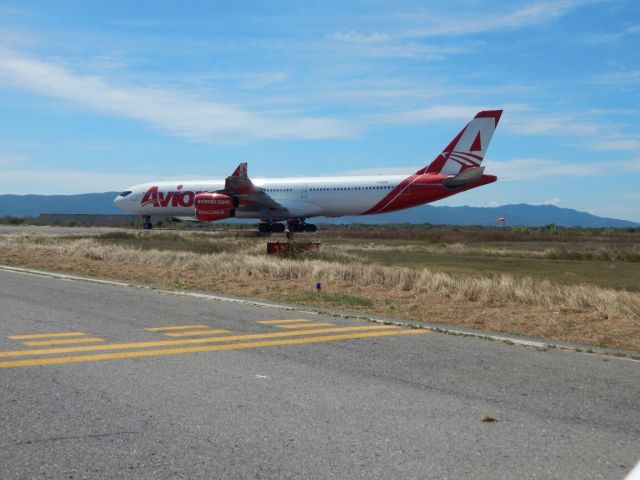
<box><xmin>258</xmin><ymin>222</ymin><xmax>271</xmax><ymax>233</ymax></box>
<box><xmin>259</xmin><ymin>220</ymin><xmax>316</xmax><ymax>233</ymax></box>
<box><xmin>287</xmin><ymin>219</ymin><xmax>317</xmax><ymax>233</ymax></box>
<box><xmin>142</xmin><ymin>216</ymin><xmax>153</xmax><ymax>230</ymax></box>
<box><xmin>258</xmin><ymin>222</ymin><xmax>285</xmax><ymax>233</ymax></box>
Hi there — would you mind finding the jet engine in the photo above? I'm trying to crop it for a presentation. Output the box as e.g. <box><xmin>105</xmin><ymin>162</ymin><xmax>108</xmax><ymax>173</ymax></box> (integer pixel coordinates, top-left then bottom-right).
<box><xmin>194</xmin><ymin>193</ymin><xmax>236</xmax><ymax>222</ymax></box>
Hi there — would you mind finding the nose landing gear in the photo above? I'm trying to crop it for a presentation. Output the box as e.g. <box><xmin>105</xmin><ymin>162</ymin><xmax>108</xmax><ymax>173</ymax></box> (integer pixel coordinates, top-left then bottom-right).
<box><xmin>142</xmin><ymin>216</ymin><xmax>153</xmax><ymax>230</ymax></box>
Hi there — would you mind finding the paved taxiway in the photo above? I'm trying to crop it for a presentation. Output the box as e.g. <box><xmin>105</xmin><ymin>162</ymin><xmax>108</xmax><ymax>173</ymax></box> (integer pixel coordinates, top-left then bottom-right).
<box><xmin>0</xmin><ymin>268</ymin><xmax>638</xmax><ymax>479</ymax></box>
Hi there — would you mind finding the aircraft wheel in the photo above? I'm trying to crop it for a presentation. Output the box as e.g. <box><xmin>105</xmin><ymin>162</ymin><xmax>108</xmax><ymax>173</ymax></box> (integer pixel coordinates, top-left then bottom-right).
<box><xmin>258</xmin><ymin>223</ymin><xmax>271</xmax><ymax>233</ymax></box>
<box><xmin>303</xmin><ymin>224</ymin><xmax>317</xmax><ymax>233</ymax></box>
<box><xmin>272</xmin><ymin>223</ymin><xmax>286</xmax><ymax>233</ymax></box>
<box><xmin>143</xmin><ymin>222</ymin><xmax>153</xmax><ymax>230</ymax></box>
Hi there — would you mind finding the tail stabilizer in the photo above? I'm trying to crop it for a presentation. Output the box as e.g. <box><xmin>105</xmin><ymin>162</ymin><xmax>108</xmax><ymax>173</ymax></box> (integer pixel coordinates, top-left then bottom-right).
<box><xmin>443</xmin><ymin>166</ymin><xmax>485</xmax><ymax>188</ymax></box>
<box><xmin>417</xmin><ymin>110</ymin><xmax>502</xmax><ymax>175</ymax></box>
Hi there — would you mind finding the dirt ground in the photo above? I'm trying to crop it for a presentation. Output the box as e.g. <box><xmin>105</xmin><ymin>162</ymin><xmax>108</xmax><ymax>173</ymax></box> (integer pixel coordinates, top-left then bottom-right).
<box><xmin>2</xmin><ymin>248</ymin><xmax>638</xmax><ymax>352</ymax></box>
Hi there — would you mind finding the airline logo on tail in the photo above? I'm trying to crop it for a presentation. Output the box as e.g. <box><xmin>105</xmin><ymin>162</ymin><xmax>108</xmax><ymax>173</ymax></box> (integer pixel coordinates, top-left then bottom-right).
<box><xmin>419</xmin><ymin>110</ymin><xmax>502</xmax><ymax>176</ymax></box>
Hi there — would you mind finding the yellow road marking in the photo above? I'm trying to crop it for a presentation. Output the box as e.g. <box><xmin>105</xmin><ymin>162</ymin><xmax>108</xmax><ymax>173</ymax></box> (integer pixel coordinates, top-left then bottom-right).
<box><xmin>145</xmin><ymin>325</ymin><xmax>210</xmax><ymax>331</ymax></box>
<box><xmin>164</xmin><ymin>329</ymin><xmax>231</xmax><ymax>337</ymax></box>
<box><xmin>0</xmin><ymin>326</ymin><xmax>402</xmax><ymax>358</ymax></box>
<box><xmin>0</xmin><ymin>329</ymin><xmax>426</xmax><ymax>368</ymax></box>
<box><xmin>23</xmin><ymin>337</ymin><xmax>105</xmax><ymax>347</ymax></box>
<box><xmin>276</xmin><ymin>323</ymin><xmax>334</xmax><ymax>329</ymax></box>
<box><xmin>257</xmin><ymin>319</ymin><xmax>312</xmax><ymax>324</ymax></box>
<box><xmin>8</xmin><ymin>332</ymin><xmax>86</xmax><ymax>340</ymax></box>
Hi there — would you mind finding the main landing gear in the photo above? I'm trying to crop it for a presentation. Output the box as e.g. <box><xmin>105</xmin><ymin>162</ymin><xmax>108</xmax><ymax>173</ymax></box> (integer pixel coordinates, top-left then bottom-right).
<box><xmin>258</xmin><ymin>219</ymin><xmax>317</xmax><ymax>233</ymax></box>
<box><xmin>142</xmin><ymin>216</ymin><xmax>153</xmax><ymax>230</ymax></box>
<box><xmin>259</xmin><ymin>222</ymin><xmax>285</xmax><ymax>233</ymax></box>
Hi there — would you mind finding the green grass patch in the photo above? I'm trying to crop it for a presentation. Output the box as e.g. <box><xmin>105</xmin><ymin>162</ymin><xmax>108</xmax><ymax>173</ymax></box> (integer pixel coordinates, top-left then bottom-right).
<box><xmin>355</xmin><ymin>249</ymin><xmax>640</xmax><ymax>292</ymax></box>
<box><xmin>286</xmin><ymin>291</ymin><xmax>374</xmax><ymax>308</ymax></box>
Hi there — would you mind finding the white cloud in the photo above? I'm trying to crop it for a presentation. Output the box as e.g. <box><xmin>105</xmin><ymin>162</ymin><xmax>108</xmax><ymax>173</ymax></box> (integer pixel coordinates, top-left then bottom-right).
<box><xmin>579</xmin><ymin>24</ymin><xmax>640</xmax><ymax>45</ymax></box>
<box><xmin>239</xmin><ymin>71</ymin><xmax>289</xmax><ymax>89</ymax></box>
<box><xmin>369</xmin><ymin>104</ymin><xmax>486</xmax><ymax>124</ymax></box>
<box><xmin>399</xmin><ymin>0</ymin><xmax>591</xmax><ymax>38</ymax></box>
<box><xmin>0</xmin><ymin>48</ymin><xmax>357</xmax><ymax>143</ymax></box>
<box><xmin>594</xmin><ymin>70</ymin><xmax>640</xmax><ymax>85</ymax></box>
<box><xmin>540</xmin><ymin>198</ymin><xmax>562</xmax><ymax>206</ymax></box>
<box><xmin>619</xmin><ymin>191</ymin><xmax>640</xmax><ymax>199</ymax></box>
<box><xmin>330</xmin><ymin>31</ymin><xmax>390</xmax><ymax>43</ymax></box>
<box><xmin>582</xmin><ymin>32</ymin><xmax>623</xmax><ymax>44</ymax></box>
<box><xmin>366</xmin><ymin>103</ymin><xmax>531</xmax><ymax>126</ymax></box>
<box><xmin>328</xmin><ymin>32</ymin><xmax>464</xmax><ymax>60</ymax></box>
<box><xmin>503</xmin><ymin>113</ymin><xmax>600</xmax><ymax>136</ymax></box>
<box><xmin>335</xmin><ymin>166</ymin><xmax>419</xmax><ymax>176</ymax></box>
<box><xmin>361</xmin><ymin>42</ymin><xmax>465</xmax><ymax>60</ymax></box>
<box><xmin>590</xmin><ymin>137</ymin><xmax>640</xmax><ymax>151</ymax></box>
<box><xmin>484</xmin><ymin>157</ymin><xmax>640</xmax><ymax>181</ymax></box>
<box><xmin>326</xmin><ymin>1</ymin><xmax>590</xmax><ymax>63</ymax></box>
<box><xmin>328</xmin><ymin>1</ymin><xmax>586</xmax><ymax>58</ymax></box>
<box><xmin>0</xmin><ymin>154</ymin><xmax>26</xmax><ymax>165</ymax></box>
<box><xmin>484</xmin><ymin>157</ymin><xmax>600</xmax><ymax>180</ymax></box>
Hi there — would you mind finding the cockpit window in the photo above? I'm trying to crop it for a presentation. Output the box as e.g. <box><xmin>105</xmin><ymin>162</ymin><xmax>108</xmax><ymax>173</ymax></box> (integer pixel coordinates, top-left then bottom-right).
<box><xmin>119</xmin><ymin>191</ymin><xmax>132</xmax><ymax>197</ymax></box>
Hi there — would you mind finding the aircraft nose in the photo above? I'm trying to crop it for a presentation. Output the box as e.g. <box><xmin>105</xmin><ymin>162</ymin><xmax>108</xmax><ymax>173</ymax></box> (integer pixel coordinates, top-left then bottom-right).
<box><xmin>114</xmin><ymin>190</ymin><xmax>133</xmax><ymax>211</ymax></box>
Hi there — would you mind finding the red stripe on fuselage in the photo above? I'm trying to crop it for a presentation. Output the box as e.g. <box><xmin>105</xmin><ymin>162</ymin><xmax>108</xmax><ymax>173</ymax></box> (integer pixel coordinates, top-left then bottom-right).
<box><xmin>363</xmin><ymin>173</ymin><xmax>497</xmax><ymax>215</ymax></box>
<box><xmin>363</xmin><ymin>174</ymin><xmax>419</xmax><ymax>215</ymax></box>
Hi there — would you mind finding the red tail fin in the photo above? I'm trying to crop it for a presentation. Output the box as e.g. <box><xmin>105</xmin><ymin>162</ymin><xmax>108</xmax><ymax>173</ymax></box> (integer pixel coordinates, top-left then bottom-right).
<box><xmin>417</xmin><ymin>110</ymin><xmax>502</xmax><ymax>175</ymax></box>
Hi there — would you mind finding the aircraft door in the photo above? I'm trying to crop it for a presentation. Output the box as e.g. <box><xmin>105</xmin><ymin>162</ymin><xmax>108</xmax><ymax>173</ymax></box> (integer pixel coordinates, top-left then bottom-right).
<box><xmin>301</xmin><ymin>184</ymin><xmax>309</xmax><ymax>199</ymax></box>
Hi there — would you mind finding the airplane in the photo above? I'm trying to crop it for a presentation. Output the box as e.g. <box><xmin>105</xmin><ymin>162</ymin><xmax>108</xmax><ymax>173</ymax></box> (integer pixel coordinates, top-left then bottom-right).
<box><xmin>114</xmin><ymin>110</ymin><xmax>502</xmax><ymax>232</ymax></box>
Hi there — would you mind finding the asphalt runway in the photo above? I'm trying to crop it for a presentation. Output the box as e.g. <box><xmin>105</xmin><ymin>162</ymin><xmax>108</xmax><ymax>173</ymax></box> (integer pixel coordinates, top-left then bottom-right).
<box><xmin>0</xmin><ymin>268</ymin><xmax>638</xmax><ymax>479</ymax></box>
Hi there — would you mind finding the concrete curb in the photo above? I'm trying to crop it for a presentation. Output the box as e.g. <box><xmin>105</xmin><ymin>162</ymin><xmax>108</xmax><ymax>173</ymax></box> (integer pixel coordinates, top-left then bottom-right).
<box><xmin>1</xmin><ymin>264</ymin><xmax>638</xmax><ymax>362</ymax></box>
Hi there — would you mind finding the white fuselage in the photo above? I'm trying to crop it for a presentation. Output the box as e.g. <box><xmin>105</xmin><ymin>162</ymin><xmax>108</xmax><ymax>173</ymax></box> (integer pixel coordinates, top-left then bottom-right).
<box><xmin>115</xmin><ymin>175</ymin><xmax>409</xmax><ymax>219</ymax></box>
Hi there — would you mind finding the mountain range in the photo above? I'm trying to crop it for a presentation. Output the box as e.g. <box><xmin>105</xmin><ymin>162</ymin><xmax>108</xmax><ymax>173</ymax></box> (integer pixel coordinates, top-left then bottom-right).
<box><xmin>0</xmin><ymin>192</ymin><xmax>638</xmax><ymax>228</ymax></box>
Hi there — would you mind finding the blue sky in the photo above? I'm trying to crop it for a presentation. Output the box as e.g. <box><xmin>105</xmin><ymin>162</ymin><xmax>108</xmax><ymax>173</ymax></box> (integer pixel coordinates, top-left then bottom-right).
<box><xmin>0</xmin><ymin>0</ymin><xmax>639</xmax><ymax>221</ymax></box>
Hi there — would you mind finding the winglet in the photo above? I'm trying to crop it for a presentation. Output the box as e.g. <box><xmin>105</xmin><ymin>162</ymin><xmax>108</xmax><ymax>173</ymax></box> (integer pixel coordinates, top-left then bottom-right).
<box><xmin>417</xmin><ymin>110</ymin><xmax>503</xmax><ymax>176</ymax></box>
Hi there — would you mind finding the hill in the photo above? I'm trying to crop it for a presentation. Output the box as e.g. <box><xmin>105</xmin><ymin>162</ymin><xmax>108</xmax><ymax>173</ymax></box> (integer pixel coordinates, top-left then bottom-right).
<box><xmin>331</xmin><ymin>203</ymin><xmax>640</xmax><ymax>228</ymax></box>
<box><xmin>0</xmin><ymin>192</ymin><xmax>122</xmax><ymax>216</ymax></box>
<box><xmin>0</xmin><ymin>192</ymin><xmax>637</xmax><ymax>228</ymax></box>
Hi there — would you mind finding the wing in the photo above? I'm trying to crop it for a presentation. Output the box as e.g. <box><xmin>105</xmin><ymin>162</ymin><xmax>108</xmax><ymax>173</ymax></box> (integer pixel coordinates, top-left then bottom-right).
<box><xmin>220</xmin><ymin>163</ymin><xmax>286</xmax><ymax>215</ymax></box>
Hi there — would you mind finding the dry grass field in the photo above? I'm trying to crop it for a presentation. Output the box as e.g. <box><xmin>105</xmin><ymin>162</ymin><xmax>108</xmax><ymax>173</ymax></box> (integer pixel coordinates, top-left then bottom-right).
<box><xmin>1</xmin><ymin>225</ymin><xmax>639</xmax><ymax>351</ymax></box>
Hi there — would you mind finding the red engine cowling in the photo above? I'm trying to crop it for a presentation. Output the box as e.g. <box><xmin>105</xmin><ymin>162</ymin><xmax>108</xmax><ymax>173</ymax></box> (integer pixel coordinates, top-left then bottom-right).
<box><xmin>194</xmin><ymin>193</ymin><xmax>236</xmax><ymax>222</ymax></box>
